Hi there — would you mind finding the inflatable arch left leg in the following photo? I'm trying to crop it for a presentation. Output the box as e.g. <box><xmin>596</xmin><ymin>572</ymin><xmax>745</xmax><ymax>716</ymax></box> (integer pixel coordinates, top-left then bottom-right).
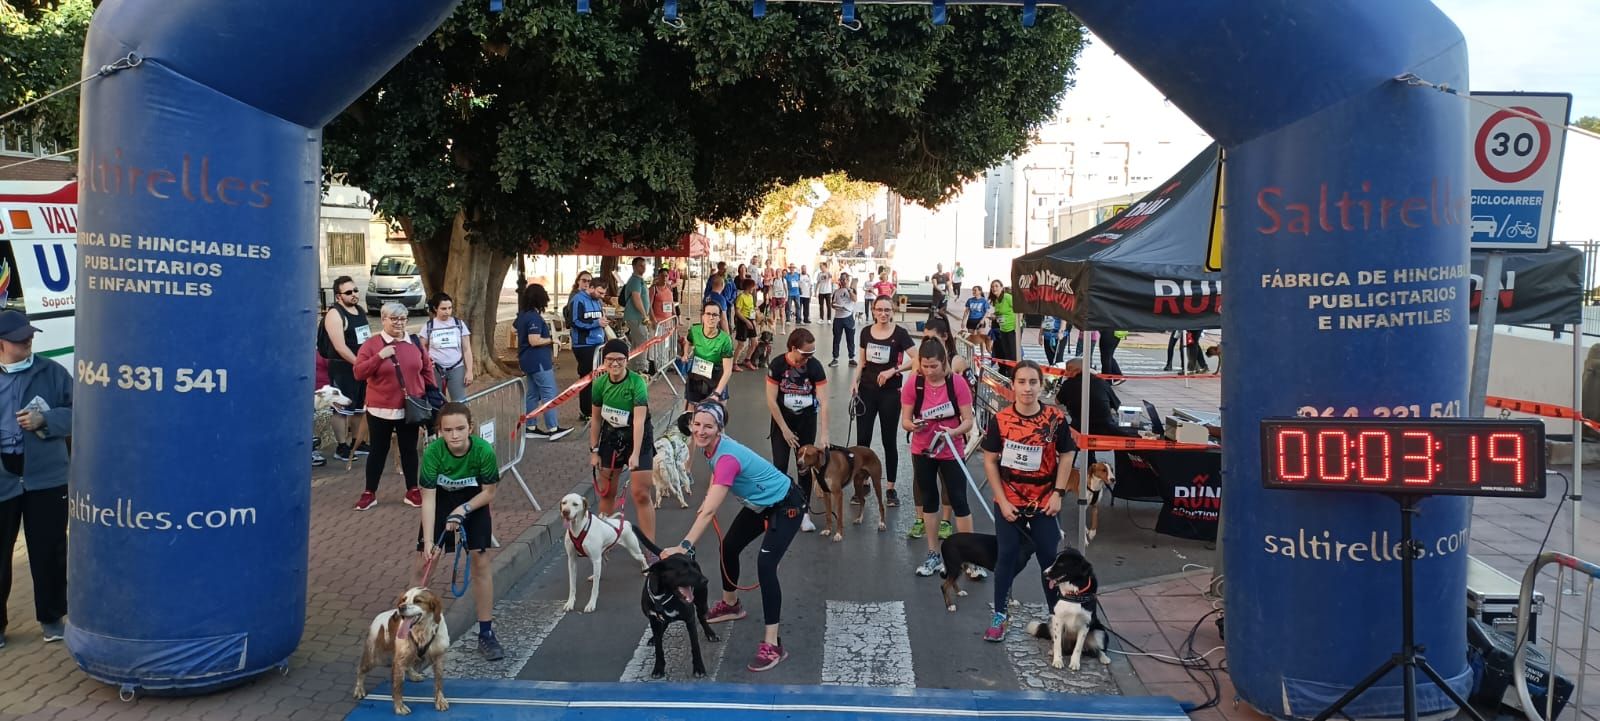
<box><xmin>68</xmin><ymin>0</ymin><xmax>462</xmax><ymax>693</ymax></box>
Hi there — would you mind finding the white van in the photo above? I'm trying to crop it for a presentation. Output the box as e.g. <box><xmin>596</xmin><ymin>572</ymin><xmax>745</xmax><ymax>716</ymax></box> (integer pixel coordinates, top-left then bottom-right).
<box><xmin>0</xmin><ymin>180</ymin><xmax>77</xmax><ymax>367</ymax></box>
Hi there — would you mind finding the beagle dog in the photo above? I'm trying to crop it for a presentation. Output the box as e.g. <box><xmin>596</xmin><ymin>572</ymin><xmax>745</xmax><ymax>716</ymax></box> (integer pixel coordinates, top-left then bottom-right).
<box><xmin>1066</xmin><ymin>461</ymin><xmax>1115</xmax><ymax>542</ymax></box>
<box><xmin>560</xmin><ymin>492</ymin><xmax>649</xmax><ymax>613</ymax></box>
<box><xmin>353</xmin><ymin>586</ymin><xmax>449</xmax><ymax>716</ymax></box>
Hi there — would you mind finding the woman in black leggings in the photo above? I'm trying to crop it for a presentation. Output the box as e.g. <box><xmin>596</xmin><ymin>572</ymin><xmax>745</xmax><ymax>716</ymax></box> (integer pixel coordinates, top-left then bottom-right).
<box><xmin>665</xmin><ymin>402</ymin><xmax>804</xmax><ymax>673</ymax></box>
<box><xmin>765</xmin><ymin>328</ymin><xmax>830</xmax><ymax>533</ymax></box>
<box><xmin>851</xmin><ymin>295</ymin><xmax>916</xmax><ymax>506</ymax></box>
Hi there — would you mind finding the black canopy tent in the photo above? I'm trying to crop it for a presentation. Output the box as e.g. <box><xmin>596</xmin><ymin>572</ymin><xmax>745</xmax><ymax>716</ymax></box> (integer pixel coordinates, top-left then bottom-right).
<box><xmin>1011</xmin><ymin>144</ymin><xmax>1223</xmax><ymax>332</ymax></box>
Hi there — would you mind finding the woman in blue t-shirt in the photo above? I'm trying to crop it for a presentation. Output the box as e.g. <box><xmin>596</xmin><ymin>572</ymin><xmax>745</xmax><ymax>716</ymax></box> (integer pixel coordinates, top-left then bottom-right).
<box><xmin>513</xmin><ymin>284</ymin><xmax>572</xmax><ymax>441</ymax></box>
<box><xmin>661</xmin><ymin>401</ymin><xmax>802</xmax><ymax>674</ymax></box>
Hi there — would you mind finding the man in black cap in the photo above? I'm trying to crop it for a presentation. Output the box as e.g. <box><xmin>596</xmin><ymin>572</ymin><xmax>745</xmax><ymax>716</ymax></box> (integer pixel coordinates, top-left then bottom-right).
<box><xmin>0</xmin><ymin>310</ymin><xmax>73</xmax><ymax>649</ymax></box>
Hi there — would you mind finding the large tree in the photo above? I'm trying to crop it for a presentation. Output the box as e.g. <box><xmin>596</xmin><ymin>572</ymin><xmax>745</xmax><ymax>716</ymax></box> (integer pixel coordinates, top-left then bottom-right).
<box><xmin>324</xmin><ymin>0</ymin><xmax>1085</xmax><ymax>376</ymax></box>
<box><xmin>0</xmin><ymin>0</ymin><xmax>93</xmax><ymax>151</ymax></box>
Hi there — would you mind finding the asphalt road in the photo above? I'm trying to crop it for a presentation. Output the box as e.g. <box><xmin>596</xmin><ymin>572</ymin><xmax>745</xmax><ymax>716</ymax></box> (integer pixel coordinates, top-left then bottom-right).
<box><xmin>440</xmin><ymin>324</ymin><xmax>1213</xmax><ymax>693</ymax></box>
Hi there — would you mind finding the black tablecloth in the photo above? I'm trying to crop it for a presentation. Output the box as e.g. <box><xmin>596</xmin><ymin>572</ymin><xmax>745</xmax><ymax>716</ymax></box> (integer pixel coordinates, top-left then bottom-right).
<box><xmin>1113</xmin><ymin>449</ymin><xmax>1222</xmax><ymax>542</ymax></box>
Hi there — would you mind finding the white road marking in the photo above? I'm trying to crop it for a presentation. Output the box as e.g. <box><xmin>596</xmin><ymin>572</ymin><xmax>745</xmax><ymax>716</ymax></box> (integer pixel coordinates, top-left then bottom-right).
<box><xmin>618</xmin><ymin>619</ymin><xmax>733</xmax><ymax>682</ymax></box>
<box><xmin>445</xmin><ymin>599</ymin><xmax>568</xmax><ymax>679</ymax></box>
<box><xmin>1003</xmin><ymin>602</ymin><xmax>1118</xmax><ymax>694</ymax></box>
<box><xmin>821</xmin><ymin>600</ymin><xmax>915</xmax><ymax>687</ymax></box>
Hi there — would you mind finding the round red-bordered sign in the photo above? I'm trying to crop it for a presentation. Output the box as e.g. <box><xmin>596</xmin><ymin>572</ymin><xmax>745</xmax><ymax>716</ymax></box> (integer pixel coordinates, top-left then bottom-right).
<box><xmin>1474</xmin><ymin>106</ymin><xmax>1551</xmax><ymax>184</ymax></box>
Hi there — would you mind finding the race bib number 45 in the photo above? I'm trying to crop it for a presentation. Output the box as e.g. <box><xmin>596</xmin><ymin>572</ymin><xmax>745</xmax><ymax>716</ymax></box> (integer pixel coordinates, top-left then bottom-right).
<box><xmin>601</xmin><ymin>405</ymin><xmax>631</xmax><ymax>428</ymax></box>
<box><xmin>1000</xmin><ymin>440</ymin><xmax>1043</xmax><ymax>473</ymax></box>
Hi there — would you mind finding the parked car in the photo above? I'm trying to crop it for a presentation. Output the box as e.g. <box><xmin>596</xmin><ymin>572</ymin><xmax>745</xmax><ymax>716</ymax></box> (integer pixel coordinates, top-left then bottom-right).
<box><xmin>367</xmin><ymin>255</ymin><xmax>426</xmax><ymax>314</ymax></box>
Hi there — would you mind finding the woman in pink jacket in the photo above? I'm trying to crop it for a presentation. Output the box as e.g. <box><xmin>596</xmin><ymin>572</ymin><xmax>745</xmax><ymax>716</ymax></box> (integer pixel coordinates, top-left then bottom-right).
<box><xmin>353</xmin><ymin>301</ymin><xmax>437</xmax><ymax>511</ymax></box>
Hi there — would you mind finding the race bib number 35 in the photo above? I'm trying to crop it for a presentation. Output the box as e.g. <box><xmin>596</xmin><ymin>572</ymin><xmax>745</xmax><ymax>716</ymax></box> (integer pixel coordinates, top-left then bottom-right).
<box><xmin>1000</xmin><ymin>440</ymin><xmax>1043</xmax><ymax>473</ymax></box>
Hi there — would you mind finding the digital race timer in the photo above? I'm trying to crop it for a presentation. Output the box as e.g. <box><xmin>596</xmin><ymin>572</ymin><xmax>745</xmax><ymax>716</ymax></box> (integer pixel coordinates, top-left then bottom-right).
<box><xmin>1259</xmin><ymin>418</ymin><xmax>1546</xmax><ymax>498</ymax></box>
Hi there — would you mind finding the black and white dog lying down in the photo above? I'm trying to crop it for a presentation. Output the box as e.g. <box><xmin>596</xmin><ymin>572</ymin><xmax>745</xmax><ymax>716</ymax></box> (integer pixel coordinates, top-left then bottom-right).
<box><xmin>631</xmin><ymin>527</ymin><xmax>720</xmax><ymax>678</ymax></box>
<box><xmin>938</xmin><ymin>532</ymin><xmax>1035</xmax><ymax>612</ymax></box>
<box><xmin>1026</xmin><ymin>546</ymin><xmax>1110</xmax><ymax>671</ymax></box>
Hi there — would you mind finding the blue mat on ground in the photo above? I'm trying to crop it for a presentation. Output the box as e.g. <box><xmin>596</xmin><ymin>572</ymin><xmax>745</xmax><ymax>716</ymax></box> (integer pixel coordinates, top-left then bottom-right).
<box><xmin>347</xmin><ymin>679</ymin><xmax>1188</xmax><ymax>720</ymax></box>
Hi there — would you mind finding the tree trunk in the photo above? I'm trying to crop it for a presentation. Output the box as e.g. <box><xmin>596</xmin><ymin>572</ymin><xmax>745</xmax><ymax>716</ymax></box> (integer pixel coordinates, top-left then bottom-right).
<box><xmin>406</xmin><ymin>211</ymin><xmax>519</xmax><ymax>383</ymax></box>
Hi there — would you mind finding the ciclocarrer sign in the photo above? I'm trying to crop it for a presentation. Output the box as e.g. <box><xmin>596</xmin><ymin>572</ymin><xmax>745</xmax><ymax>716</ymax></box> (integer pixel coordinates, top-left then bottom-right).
<box><xmin>1469</xmin><ymin>92</ymin><xmax>1571</xmax><ymax>251</ymax></box>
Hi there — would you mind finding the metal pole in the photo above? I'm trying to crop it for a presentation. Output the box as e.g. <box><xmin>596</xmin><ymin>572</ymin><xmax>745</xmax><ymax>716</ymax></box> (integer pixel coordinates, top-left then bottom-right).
<box><xmin>1077</xmin><ymin>329</ymin><xmax>1093</xmax><ymax>551</ymax></box>
<box><xmin>1467</xmin><ymin>252</ymin><xmax>1504</xmax><ymax>416</ymax></box>
<box><xmin>1573</xmin><ymin>322</ymin><xmax>1585</xmax><ymax>595</ymax></box>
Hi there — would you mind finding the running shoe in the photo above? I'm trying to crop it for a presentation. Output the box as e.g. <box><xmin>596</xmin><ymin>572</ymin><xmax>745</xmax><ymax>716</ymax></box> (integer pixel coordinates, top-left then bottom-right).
<box><xmin>355</xmin><ymin>442</ymin><xmax>372</xmax><ymax>456</ymax></box>
<box><xmin>938</xmin><ymin>520</ymin><xmax>954</xmax><ymax>540</ymax></box>
<box><xmin>747</xmin><ymin>642</ymin><xmax>788</xmax><ymax>672</ymax></box>
<box><xmin>967</xmin><ymin>565</ymin><xmax>990</xmax><ymax>580</ymax></box>
<box><xmin>801</xmin><ymin>515</ymin><xmax>816</xmax><ymax>533</ymax></box>
<box><xmin>916</xmin><ymin>551</ymin><xmax>944</xmax><ymax>577</ymax></box>
<box><xmin>311</xmin><ymin>450</ymin><xmax>326</xmax><ymax>468</ymax></box>
<box><xmin>525</xmin><ymin>426</ymin><xmax>550</xmax><ymax>439</ymax></box>
<box><xmin>404</xmin><ymin>488</ymin><xmax>423</xmax><ymax>508</ymax></box>
<box><xmin>907</xmin><ymin>518</ymin><xmax>926</xmax><ymax>539</ymax></box>
<box><xmin>706</xmin><ymin>600</ymin><xmax>746</xmax><ymax>624</ymax></box>
<box><xmin>848</xmin><ymin>359</ymin><xmax>859</xmax><ymax>367</ymax></box>
<box><xmin>983</xmin><ymin>612</ymin><xmax>1007</xmax><ymax>642</ymax></box>
<box><xmin>40</xmin><ymin>621</ymin><xmax>64</xmax><ymax>643</ymax></box>
<box><xmin>830</xmin><ymin>359</ymin><xmax>839</xmax><ymax>368</ymax></box>
<box><xmin>885</xmin><ymin>488</ymin><xmax>899</xmax><ymax>507</ymax></box>
<box><xmin>478</xmin><ymin>630</ymin><xmax>506</xmax><ymax>661</ymax></box>
<box><xmin>547</xmin><ymin>427</ymin><xmax>574</xmax><ymax>442</ymax></box>
<box><xmin>354</xmin><ymin>491</ymin><xmax>377</xmax><ymax>511</ymax></box>
<box><xmin>334</xmin><ymin>443</ymin><xmax>354</xmax><ymax>462</ymax></box>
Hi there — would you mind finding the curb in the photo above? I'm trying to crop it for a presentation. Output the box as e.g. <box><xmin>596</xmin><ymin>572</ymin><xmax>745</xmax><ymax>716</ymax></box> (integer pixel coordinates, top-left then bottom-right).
<box><xmin>444</xmin><ymin>474</ymin><xmax>599</xmax><ymax>637</ymax></box>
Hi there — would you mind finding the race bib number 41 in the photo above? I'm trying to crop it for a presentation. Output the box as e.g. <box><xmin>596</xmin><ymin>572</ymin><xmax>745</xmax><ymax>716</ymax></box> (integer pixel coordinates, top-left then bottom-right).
<box><xmin>692</xmin><ymin>357</ymin><xmax>714</xmax><ymax>379</ymax></box>
<box><xmin>866</xmin><ymin>343</ymin><xmax>891</xmax><ymax>365</ymax></box>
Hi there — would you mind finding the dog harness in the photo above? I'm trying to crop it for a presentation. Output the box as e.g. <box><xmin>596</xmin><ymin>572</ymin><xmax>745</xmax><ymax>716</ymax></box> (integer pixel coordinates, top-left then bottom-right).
<box><xmin>644</xmin><ymin>574</ymin><xmax>683</xmax><ymax>622</ymax></box>
<box><xmin>567</xmin><ymin>513</ymin><xmax>625</xmax><ymax>558</ymax></box>
<box><xmin>806</xmin><ymin>445</ymin><xmax>856</xmax><ymax>495</ymax></box>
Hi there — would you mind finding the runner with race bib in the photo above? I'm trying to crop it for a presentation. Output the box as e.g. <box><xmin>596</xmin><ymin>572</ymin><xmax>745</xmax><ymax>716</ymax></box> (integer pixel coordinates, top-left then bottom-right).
<box><xmin>682</xmin><ymin>300</ymin><xmax>734</xmax><ymax>412</ymax></box>
<box><xmin>980</xmin><ymin>360</ymin><xmax>1075</xmax><ymax>642</ymax></box>
<box><xmin>765</xmin><ymin>328</ymin><xmax>830</xmax><ymax>534</ymax></box>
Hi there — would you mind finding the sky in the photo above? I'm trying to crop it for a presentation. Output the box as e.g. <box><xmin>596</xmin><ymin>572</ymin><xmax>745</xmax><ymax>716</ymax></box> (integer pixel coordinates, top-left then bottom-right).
<box><xmin>1058</xmin><ymin>0</ymin><xmax>1600</xmax><ymax>240</ymax></box>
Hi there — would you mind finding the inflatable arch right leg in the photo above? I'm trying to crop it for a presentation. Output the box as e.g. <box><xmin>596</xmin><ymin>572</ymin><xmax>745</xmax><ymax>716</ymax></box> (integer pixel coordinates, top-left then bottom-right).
<box><xmin>1067</xmin><ymin>2</ymin><xmax>1471</xmax><ymax>719</ymax></box>
<box><xmin>68</xmin><ymin>0</ymin><xmax>462</xmax><ymax>694</ymax></box>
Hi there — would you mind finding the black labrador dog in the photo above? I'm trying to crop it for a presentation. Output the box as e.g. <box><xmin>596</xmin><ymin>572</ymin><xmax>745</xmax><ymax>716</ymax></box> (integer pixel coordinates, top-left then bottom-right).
<box><xmin>632</xmin><ymin>528</ymin><xmax>719</xmax><ymax>678</ymax></box>
<box><xmin>938</xmin><ymin>531</ymin><xmax>1036</xmax><ymax>612</ymax></box>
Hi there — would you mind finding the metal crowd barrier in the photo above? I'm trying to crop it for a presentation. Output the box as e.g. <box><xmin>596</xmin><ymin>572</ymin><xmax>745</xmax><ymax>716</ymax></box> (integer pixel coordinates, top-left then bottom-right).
<box><xmin>462</xmin><ymin>377</ymin><xmax>540</xmax><ymax>511</ymax></box>
<box><xmin>1514</xmin><ymin>551</ymin><xmax>1592</xmax><ymax>720</ymax></box>
<box><xmin>647</xmin><ymin>318</ymin><xmax>683</xmax><ymax>400</ymax></box>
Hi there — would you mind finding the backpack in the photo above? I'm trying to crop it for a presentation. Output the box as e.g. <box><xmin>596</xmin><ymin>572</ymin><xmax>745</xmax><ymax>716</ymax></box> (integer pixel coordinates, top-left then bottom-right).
<box><xmin>563</xmin><ymin>295</ymin><xmax>576</xmax><ymax>326</ymax></box>
<box><xmin>317</xmin><ymin>310</ymin><xmax>343</xmax><ymax>359</ymax></box>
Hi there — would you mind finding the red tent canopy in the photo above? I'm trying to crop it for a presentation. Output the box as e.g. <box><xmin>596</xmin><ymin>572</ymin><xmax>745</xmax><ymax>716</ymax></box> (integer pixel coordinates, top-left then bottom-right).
<box><xmin>531</xmin><ymin>231</ymin><xmax>709</xmax><ymax>258</ymax></box>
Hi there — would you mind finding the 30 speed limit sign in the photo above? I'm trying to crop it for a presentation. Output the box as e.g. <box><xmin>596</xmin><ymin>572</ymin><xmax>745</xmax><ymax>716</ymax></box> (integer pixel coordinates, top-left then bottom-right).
<box><xmin>1469</xmin><ymin>92</ymin><xmax>1571</xmax><ymax>251</ymax></box>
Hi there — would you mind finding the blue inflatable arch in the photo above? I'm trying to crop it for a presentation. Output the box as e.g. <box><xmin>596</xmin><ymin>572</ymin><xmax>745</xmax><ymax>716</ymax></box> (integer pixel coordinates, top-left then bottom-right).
<box><xmin>73</xmin><ymin>1</ymin><xmax>1469</xmax><ymax>717</ymax></box>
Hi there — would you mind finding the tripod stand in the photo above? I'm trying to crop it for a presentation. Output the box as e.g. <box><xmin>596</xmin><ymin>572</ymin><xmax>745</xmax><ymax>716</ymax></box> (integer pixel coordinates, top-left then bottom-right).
<box><xmin>1311</xmin><ymin>495</ymin><xmax>1484</xmax><ymax>721</ymax></box>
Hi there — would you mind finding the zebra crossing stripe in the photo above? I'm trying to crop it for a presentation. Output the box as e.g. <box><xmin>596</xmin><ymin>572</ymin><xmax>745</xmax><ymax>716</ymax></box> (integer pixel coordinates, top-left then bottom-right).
<box><xmin>618</xmin><ymin>620</ymin><xmax>734</xmax><ymax>682</ymax></box>
<box><xmin>446</xmin><ymin>599</ymin><xmax>568</xmax><ymax>679</ymax></box>
<box><xmin>1003</xmin><ymin>602</ymin><xmax>1119</xmax><ymax>694</ymax></box>
<box><xmin>821</xmin><ymin>600</ymin><xmax>915</xmax><ymax>688</ymax></box>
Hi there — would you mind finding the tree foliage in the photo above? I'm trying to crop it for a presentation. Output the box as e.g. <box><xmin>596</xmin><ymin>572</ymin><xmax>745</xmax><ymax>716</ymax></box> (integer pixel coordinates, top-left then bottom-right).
<box><xmin>325</xmin><ymin>0</ymin><xmax>1084</xmax><ymax>255</ymax></box>
<box><xmin>0</xmin><ymin>0</ymin><xmax>93</xmax><ymax>149</ymax></box>
<box><xmin>1578</xmin><ymin>116</ymin><xmax>1600</xmax><ymax>134</ymax></box>
<box><xmin>323</xmin><ymin>0</ymin><xmax>1085</xmax><ymax>374</ymax></box>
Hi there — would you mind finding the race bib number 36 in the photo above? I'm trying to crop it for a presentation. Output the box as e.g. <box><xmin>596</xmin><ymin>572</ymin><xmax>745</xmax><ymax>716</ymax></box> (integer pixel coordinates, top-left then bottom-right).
<box><xmin>783</xmin><ymin>394</ymin><xmax>814</xmax><ymax>412</ymax></box>
<box><xmin>1000</xmin><ymin>440</ymin><xmax>1043</xmax><ymax>473</ymax></box>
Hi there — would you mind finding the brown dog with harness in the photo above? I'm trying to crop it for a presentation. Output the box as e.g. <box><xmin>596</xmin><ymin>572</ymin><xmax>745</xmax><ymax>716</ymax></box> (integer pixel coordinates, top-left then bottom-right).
<box><xmin>795</xmin><ymin>444</ymin><xmax>887</xmax><ymax>540</ymax></box>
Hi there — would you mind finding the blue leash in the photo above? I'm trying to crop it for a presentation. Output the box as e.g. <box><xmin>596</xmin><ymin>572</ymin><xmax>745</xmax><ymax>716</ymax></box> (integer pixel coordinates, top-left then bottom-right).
<box><xmin>435</xmin><ymin>517</ymin><xmax>471</xmax><ymax>599</ymax></box>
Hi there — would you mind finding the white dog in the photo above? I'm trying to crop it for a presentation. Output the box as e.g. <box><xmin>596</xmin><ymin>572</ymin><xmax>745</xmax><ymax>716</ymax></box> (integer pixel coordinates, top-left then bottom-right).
<box><xmin>651</xmin><ymin>429</ymin><xmax>693</xmax><ymax>508</ymax></box>
<box><xmin>315</xmin><ymin>384</ymin><xmax>352</xmax><ymax>412</ymax></box>
<box><xmin>559</xmin><ymin>493</ymin><xmax>649</xmax><ymax>613</ymax></box>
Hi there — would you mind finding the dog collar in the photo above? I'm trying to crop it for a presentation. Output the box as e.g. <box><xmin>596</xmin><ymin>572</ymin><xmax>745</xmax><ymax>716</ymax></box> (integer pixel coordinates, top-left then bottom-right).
<box><xmin>1058</xmin><ymin>577</ymin><xmax>1096</xmax><ymax>604</ymax></box>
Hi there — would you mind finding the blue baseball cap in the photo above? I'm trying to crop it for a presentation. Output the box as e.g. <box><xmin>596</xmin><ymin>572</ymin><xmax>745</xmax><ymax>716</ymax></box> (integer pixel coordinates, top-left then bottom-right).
<box><xmin>0</xmin><ymin>310</ymin><xmax>41</xmax><ymax>342</ymax></box>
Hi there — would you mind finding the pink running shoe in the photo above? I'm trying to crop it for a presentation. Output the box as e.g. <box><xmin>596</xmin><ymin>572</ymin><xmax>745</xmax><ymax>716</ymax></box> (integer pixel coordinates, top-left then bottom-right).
<box><xmin>747</xmin><ymin>642</ymin><xmax>788</xmax><ymax>672</ymax></box>
<box><xmin>706</xmin><ymin>600</ymin><xmax>747</xmax><ymax>624</ymax></box>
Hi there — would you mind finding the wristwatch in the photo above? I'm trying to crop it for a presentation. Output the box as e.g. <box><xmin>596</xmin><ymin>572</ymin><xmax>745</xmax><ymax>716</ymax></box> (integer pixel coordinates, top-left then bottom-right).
<box><xmin>591</xmin><ymin>445</ymin><xmax>601</xmax><ymax>454</ymax></box>
<box><xmin>1054</xmin><ymin>488</ymin><xmax>1068</xmax><ymax>497</ymax></box>
<box><xmin>679</xmin><ymin>540</ymin><xmax>695</xmax><ymax>554</ymax></box>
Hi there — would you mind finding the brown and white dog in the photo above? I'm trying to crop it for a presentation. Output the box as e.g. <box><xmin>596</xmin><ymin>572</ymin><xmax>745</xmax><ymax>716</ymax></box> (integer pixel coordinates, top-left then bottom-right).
<box><xmin>1066</xmin><ymin>461</ymin><xmax>1115</xmax><ymax>542</ymax></box>
<box><xmin>795</xmin><ymin>444</ymin><xmax>887</xmax><ymax>540</ymax></box>
<box><xmin>353</xmin><ymin>586</ymin><xmax>450</xmax><ymax>716</ymax></box>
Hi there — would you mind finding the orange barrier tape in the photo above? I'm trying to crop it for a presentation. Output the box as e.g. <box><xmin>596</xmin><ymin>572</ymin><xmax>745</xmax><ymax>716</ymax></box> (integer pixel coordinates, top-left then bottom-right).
<box><xmin>517</xmin><ymin>332</ymin><xmax>670</xmax><ymax>427</ymax></box>
<box><xmin>1068</xmin><ymin>427</ymin><xmax>1217</xmax><ymax>452</ymax></box>
<box><xmin>1486</xmin><ymin>395</ymin><xmax>1600</xmax><ymax>436</ymax></box>
<box><xmin>984</xmin><ymin>356</ymin><xmax>1219</xmax><ymax>381</ymax></box>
